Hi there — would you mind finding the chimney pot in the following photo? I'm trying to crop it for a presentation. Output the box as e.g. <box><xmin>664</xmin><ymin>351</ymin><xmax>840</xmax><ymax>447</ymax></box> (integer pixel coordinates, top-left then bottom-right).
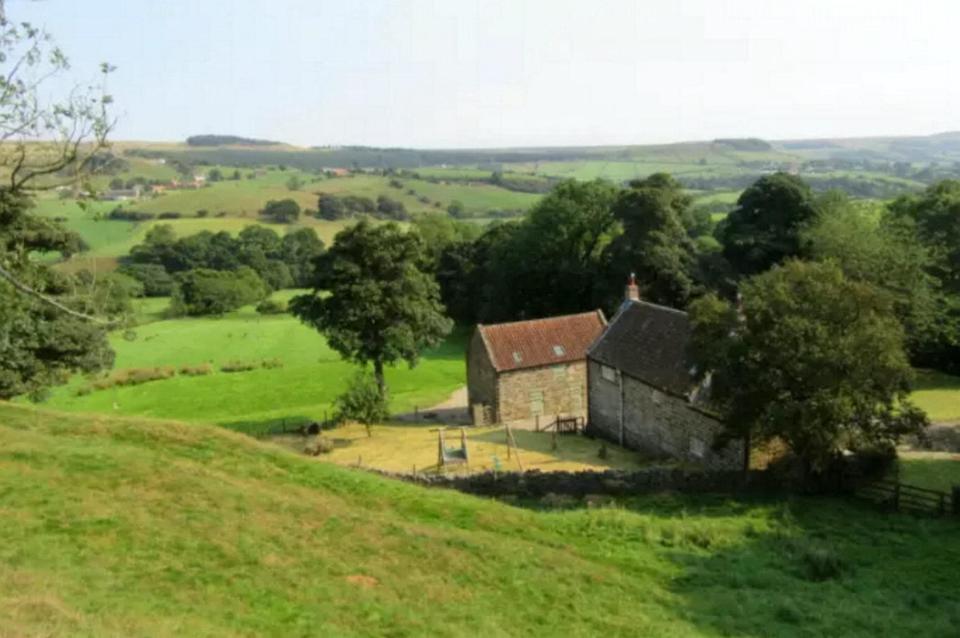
<box><xmin>625</xmin><ymin>272</ymin><xmax>640</xmax><ymax>302</ymax></box>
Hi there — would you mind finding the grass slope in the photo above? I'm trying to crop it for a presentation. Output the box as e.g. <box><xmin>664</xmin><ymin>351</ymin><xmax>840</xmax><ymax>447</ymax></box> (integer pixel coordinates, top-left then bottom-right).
<box><xmin>41</xmin><ymin>298</ymin><xmax>466</xmax><ymax>433</ymax></box>
<box><xmin>1</xmin><ymin>402</ymin><xmax>959</xmax><ymax>636</ymax></box>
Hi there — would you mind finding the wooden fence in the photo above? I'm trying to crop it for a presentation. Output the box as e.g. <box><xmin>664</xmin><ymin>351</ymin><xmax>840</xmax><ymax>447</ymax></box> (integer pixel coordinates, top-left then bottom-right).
<box><xmin>856</xmin><ymin>479</ymin><xmax>957</xmax><ymax>517</ymax></box>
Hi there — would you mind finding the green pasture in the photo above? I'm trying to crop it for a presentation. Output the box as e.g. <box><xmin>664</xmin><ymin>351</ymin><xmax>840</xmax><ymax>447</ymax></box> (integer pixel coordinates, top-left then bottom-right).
<box><xmin>1</xmin><ymin>401</ymin><xmax>959</xmax><ymax>636</ymax></box>
<box><xmin>41</xmin><ymin>295</ymin><xmax>467</xmax><ymax>433</ymax></box>
<box><xmin>912</xmin><ymin>370</ymin><xmax>960</xmax><ymax>424</ymax></box>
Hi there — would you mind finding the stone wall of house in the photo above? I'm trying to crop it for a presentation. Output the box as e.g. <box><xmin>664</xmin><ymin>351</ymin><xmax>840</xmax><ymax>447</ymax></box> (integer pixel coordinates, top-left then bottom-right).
<box><xmin>587</xmin><ymin>359</ymin><xmax>743</xmax><ymax>471</ymax></box>
<box><xmin>497</xmin><ymin>361</ymin><xmax>587</xmax><ymax>423</ymax></box>
<box><xmin>466</xmin><ymin>330</ymin><xmax>498</xmax><ymax>424</ymax></box>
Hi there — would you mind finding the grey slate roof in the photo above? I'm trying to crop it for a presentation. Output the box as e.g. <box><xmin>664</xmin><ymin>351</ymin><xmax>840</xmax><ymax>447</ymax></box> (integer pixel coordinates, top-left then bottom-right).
<box><xmin>587</xmin><ymin>300</ymin><xmax>696</xmax><ymax>397</ymax></box>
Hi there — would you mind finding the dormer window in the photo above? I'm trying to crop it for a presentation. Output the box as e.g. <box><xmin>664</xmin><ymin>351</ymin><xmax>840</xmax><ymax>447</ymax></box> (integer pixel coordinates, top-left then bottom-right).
<box><xmin>553</xmin><ymin>345</ymin><xmax>565</xmax><ymax>356</ymax></box>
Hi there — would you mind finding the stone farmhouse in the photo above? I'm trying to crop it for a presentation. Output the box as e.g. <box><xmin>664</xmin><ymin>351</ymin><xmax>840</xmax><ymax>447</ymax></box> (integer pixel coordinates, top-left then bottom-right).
<box><xmin>466</xmin><ymin>311</ymin><xmax>607</xmax><ymax>425</ymax></box>
<box><xmin>586</xmin><ymin>278</ymin><xmax>744</xmax><ymax>470</ymax></box>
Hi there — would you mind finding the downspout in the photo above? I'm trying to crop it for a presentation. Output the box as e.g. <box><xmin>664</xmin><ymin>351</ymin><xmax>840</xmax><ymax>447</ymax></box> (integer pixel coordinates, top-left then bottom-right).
<box><xmin>618</xmin><ymin>371</ymin><xmax>624</xmax><ymax>447</ymax></box>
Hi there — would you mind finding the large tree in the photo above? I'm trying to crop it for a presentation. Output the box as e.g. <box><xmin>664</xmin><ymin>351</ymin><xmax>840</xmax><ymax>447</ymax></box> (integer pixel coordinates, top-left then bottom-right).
<box><xmin>290</xmin><ymin>221</ymin><xmax>452</xmax><ymax>396</ymax></box>
<box><xmin>887</xmin><ymin>180</ymin><xmax>960</xmax><ymax>371</ymax></box>
<box><xmin>718</xmin><ymin>172</ymin><xmax>819</xmax><ymax>278</ymax></box>
<box><xmin>0</xmin><ymin>12</ymin><xmax>117</xmax><ymax>399</ymax></box>
<box><xmin>804</xmin><ymin>192</ymin><xmax>952</xmax><ymax>364</ymax></box>
<box><xmin>602</xmin><ymin>173</ymin><xmax>699</xmax><ymax>309</ymax></box>
<box><xmin>689</xmin><ymin>260</ymin><xmax>926</xmax><ymax>471</ymax></box>
<box><xmin>486</xmin><ymin>179</ymin><xmax>620</xmax><ymax>319</ymax></box>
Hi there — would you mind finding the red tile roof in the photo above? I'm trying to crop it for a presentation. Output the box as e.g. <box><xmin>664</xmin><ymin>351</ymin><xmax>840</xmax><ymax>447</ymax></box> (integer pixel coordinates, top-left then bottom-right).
<box><xmin>478</xmin><ymin>310</ymin><xmax>607</xmax><ymax>372</ymax></box>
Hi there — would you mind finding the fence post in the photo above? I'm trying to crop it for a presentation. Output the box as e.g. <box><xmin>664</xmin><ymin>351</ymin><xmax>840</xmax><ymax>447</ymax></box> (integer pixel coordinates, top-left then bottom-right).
<box><xmin>535</xmin><ymin>414</ymin><xmax>539</xmax><ymax>432</ymax></box>
<box><xmin>952</xmin><ymin>485</ymin><xmax>960</xmax><ymax>516</ymax></box>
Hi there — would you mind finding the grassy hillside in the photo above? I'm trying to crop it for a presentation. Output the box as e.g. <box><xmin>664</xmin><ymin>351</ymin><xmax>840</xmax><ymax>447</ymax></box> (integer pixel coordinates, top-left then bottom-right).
<box><xmin>41</xmin><ymin>295</ymin><xmax>467</xmax><ymax>433</ymax></box>
<box><xmin>1</xmin><ymin>402</ymin><xmax>958</xmax><ymax>636</ymax></box>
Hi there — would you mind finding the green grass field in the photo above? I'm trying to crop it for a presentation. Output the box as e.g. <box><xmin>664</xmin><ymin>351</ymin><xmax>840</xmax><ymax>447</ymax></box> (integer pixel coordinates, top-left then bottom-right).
<box><xmin>1</xmin><ymin>401</ymin><xmax>958</xmax><ymax>636</ymax></box>
<box><xmin>40</xmin><ymin>295</ymin><xmax>467</xmax><ymax>434</ymax></box>
<box><xmin>896</xmin><ymin>451</ymin><xmax>960</xmax><ymax>493</ymax></box>
<box><xmin>912</xmin><ymin>370</ymin><xmax>960</xmax><ymax>423</ymax></box>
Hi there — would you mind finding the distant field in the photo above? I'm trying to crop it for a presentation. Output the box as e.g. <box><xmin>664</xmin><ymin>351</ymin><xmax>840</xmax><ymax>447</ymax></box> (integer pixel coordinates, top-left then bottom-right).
<box><xmin>41</xmin><ymin>295</ymin><xmax>467</xmax><ymax>433</ymax></box>
<box><xmin>518</xmin><ymin>159</ymin><xmax>753</xmax><ymax>183</ymax></box>
<box><xmin>912</xmin><ymin>370</ymin><xmax>960</xmax><ymax>423</ymax></box>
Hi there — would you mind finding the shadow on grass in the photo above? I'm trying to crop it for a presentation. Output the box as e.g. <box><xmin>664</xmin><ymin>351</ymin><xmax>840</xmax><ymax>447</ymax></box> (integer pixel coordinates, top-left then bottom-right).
<box><xmin>220</xmin><ymin>414</ymin><xmax>317</xmax><ymax>437</ymax></box>
<box><xmin>523</xmin><ymin>491</ymin><xmax>960</xmax><ymax>636</ymax></box>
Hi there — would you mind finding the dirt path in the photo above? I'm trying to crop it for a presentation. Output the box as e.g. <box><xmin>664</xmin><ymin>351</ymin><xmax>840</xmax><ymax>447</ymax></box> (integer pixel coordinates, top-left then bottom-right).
<box><xmin>393</xmin><ymin>386</ymin><xmax>469</xmax><ymax>425</ymax></box>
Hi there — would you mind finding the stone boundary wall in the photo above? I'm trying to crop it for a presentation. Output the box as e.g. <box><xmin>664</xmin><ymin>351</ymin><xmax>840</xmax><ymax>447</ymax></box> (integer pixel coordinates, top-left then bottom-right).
<box><xmin>366</xmin><ymin>466</ymin><xmax>792</xmax><ymax>499</ymax></box>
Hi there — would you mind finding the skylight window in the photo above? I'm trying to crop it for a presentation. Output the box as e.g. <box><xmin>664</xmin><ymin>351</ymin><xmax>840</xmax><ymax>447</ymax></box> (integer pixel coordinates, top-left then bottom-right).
<box><xmin>553</xmin><ymin>345</ymin><xmax>565</xmax><ymax>356</ymax></box>
<box><xmin>512</xmin><ymin>351</ymin><xmax>523</xmax><ymax>363</ymax></box>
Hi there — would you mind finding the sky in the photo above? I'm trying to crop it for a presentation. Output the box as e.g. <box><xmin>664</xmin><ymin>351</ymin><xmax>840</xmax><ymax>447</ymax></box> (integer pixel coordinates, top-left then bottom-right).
<box><xmin>9</xmin><ymin>0</ymin><xmax>960</xmax><ymax>148</ymax></box>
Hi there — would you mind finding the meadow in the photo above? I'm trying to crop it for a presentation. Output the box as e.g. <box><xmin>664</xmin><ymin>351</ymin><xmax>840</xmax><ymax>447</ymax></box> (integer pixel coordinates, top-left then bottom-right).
<box><xmin>912</xmin><ymin>370</ymin><xmax>960</xmax><ymax>423</ymax></box>
<box><xmin>1</xmin><ymin>401</ymin><xmax>958</xmax><ymax>636</ymax></box>
<box><xmin>41</xmin><ymin>294</ymin><xmax>467</xmax><ymax>434</ymax></box>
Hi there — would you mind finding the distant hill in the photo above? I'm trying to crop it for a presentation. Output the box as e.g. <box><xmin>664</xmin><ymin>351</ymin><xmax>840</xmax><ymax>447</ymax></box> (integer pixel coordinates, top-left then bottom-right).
<box><xmin>186</xmin><ymin>134</ymin><xmax>283</xmax><ymax>147</ymax></box>
<box><xmin>712</xmin><ymin>138</ymin><xmax>773</xmax><ymax>151</ymax></box>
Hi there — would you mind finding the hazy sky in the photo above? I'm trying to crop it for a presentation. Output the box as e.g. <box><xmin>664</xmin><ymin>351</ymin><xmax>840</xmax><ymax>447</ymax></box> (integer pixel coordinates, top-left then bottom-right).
<box><xmin>10</xmin><ymin>0</ymin><xmax>960</xmax><ymax>148</ymax></box>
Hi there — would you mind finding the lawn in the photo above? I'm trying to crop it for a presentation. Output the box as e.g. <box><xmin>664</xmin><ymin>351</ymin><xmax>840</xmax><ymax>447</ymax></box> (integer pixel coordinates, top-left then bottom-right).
<box><xmin>40</xmin><ymin>297</ymin><xmax>467</xmax><ymax>434</ymax></box>
<box><xmin>911</xmin><ymin>369</ymin><xmax>960</xmax><ymax>423</ymax></box>
<box><xmin>895</xmin><ymin>451</ymin><xmax>960</xmax><ymax>492</ymax></box>
<box><xmin>282</xmin><ymin>422</ymin><xmax>650</xmax><ymax>474</ymax></box>
<box><xmin>1</xmin><ymin>401</ymin><xmax>958</xmax><ymax>636</ymax></box>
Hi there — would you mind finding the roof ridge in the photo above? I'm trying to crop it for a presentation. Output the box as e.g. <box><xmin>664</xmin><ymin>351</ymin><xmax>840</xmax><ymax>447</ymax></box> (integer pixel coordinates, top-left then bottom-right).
<box><xmin>478</xmin><ymin>310</ymin><xmax>605</xmax><ymax>331</ymax></box>
<box><xmin>626</xmin><ymin>299</ymin><xmax>688</xmax><ymax>317</ymax></box>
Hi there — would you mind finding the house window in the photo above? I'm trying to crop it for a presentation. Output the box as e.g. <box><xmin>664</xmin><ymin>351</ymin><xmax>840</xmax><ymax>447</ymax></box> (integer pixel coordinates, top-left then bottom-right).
<box><xmin>553</xmin><ymin>345</ymin><xmax>566</xmax><ymax>356</ymax></box>
<box><xmin>512</xmin><ymin>351</ymin><xmax>523</xmax><ymax>364</ymax></box>
<box><xmin>600</xmin><ymin>365</ymin><xmax>617</xmax><ymax>383</ymax></box>
<box><xmin>690</xmin><ymin>437</ymin><xmax>706</xmax><ymax>459</ymax></box>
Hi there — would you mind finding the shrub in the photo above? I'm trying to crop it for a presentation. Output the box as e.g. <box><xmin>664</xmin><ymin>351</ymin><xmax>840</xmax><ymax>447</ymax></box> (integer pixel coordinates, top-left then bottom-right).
<box><xmin>255</xmin><ymin>298</ymin><xmax>287</xmax><ymax>315</ymax></box>
<box><xmin>107</xmin><ymin>208</ymin><xmax>155</xmax><ymax>222</ymax></box>
<box><xmin>114</xmin><ymin>366</ymin><xmax>176</xmax><ymax>386</ymax></box>
<box><xmin>304</xmin><ymin>435</ymin><xmax>335</xmax><ymax>456</ymax></box>
<box><xmin>220</xmin><ymin>361</ymin><xmax>257</xmax><ymax>373</ymax></box>
<box><xmin>334</xmin><ymin>371</ymin><xmax>389</xmax><ymax>436</ymax></box>
<box><xmin>169</xmin><ymin>267</ymin><xmax>268</xmax><ymax>316</ymax></box>
<box><xmin>260</xmin><ymin>357</ymin><xmax>283</xmax><ymax>369</ymax></box>
<box><xmin>179</xmin><ymin>363</ymin><xmax>213</xmax><ymax>376</ymax></box>
<box><xmin>118</xmin><ymin>263</ymin><xmax>175</xmax><ymax>297</ymax></box>
<box><xmin>157</xmin><ymin>211</ymin><xmax>182</xmax><ymax>220</ymax></box>
<box><xmin>261</xmin><ymin>198</ymin><xmax>301</xmax><ymax>223</ymax></box>
<box><xmin>196</xmin><ymin>209</ymin><xmax>209</xmax><ymax>218</ymax></box>
<box><xmin>82</xmin><ymin>366</ymin><xmax>176</xmax><ymax>393</ymax></box>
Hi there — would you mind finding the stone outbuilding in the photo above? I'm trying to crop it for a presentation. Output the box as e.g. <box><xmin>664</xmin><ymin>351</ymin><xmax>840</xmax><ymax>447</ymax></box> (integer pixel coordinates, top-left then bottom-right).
<box><xmin>586</xmin><ymin>279</ymin><xmax>744</xmax><ymax>470</ymax></box>
<box><xmin>467</xmin><ymin>311</ymin><xmax>607</xmax><ymax>425</ymax></box>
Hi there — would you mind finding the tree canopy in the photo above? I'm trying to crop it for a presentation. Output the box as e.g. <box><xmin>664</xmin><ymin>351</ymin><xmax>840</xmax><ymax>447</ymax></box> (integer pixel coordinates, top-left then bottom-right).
<box><xmin>718</xmin><ymin>172</ymin><xmax>819</xmax><ymax>278</ymax></box>
<box><xmin>689</xmin><ymin>260</ymin><xmax>925</xmax><ymax>470</ymax></box>
<box><xmin>604</xmin><ymin>173</ymin><xmax>699</xmax><ymax>308</ymax></box>
<box><xmin>290</xmin><ymin>221</ymin><xmax>452</xmax><ymax>395</ymax></box>
<box><xmin>0</xmin><ymin>15</ymin><xmax>117</xmax><ymax>400</ymax></box>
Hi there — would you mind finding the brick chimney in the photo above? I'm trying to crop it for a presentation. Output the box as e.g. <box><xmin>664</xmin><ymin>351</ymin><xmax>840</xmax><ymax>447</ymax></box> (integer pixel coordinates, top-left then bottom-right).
<box><xmin>625</xmin><ymin>272</ymin><xmax>640</xmax><ymax>302</ymax></box>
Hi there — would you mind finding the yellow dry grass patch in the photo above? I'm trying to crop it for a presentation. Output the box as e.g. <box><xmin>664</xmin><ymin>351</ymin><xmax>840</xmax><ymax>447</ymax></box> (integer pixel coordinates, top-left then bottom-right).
<box><xmin>288</xmin><ymin>422</ymin><xmax>650</xmax><ymax>474</ymax></box>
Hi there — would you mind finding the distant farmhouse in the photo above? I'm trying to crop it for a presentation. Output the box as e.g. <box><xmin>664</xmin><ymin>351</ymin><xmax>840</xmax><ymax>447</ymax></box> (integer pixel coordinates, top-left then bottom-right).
<box><xmin>99</xmin><ymin>186</ymin><xmax>142</xmax><ymax>201</ymax></box>
<box><xmin>586</xmin><ymin>277</ymin><xmax>743</xmax><ymax>470</ymax></box>
<box><xmin>466</xmin><ymin>311</ymin><xmax>607</xmax><ymax>426</ymax></box>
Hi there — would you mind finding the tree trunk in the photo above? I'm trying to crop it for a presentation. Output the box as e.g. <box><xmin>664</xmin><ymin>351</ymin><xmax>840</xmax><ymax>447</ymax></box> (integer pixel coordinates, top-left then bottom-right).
<box><xmin>373</xmin><ymin>359</ymin><xmax>386</xmax><ymax>399</ymax></box>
